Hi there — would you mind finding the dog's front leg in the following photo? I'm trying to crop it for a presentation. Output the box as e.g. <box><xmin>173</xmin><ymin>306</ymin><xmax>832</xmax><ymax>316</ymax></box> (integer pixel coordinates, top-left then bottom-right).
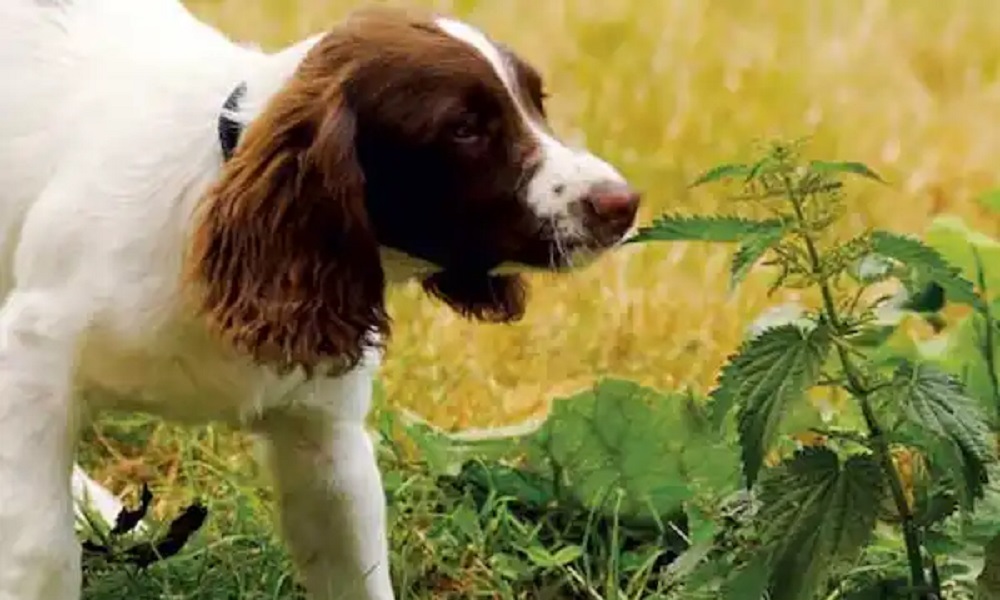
<box><xmin>0</xmin><ymin>292</ymin><xmax>81</xmax><ymax>600</ymax></box>
<box><xmin>260</xmin><ymin>367</ymin><xmax>394</xmax><ymax>600</ymax></box>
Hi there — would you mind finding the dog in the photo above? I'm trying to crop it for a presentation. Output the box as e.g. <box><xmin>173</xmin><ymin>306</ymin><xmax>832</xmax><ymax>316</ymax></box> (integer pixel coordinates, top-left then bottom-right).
<box><xmin>0</xmin><ymin>1</ymin><xmax>640</xmax><ymax>598</ymax></box>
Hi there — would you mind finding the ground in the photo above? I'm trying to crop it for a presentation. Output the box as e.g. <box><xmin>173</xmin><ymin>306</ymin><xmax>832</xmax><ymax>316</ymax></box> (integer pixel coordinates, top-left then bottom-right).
<box><xmin>78</xmin><ymin>0</ymin><xmax>1000</xmax><ymax>598</ymax></box>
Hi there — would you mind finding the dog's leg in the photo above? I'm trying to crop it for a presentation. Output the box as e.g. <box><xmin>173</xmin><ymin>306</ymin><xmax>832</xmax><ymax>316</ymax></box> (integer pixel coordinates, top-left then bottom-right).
<box><xmin>0</xmin><ymin>292</ymin><xmax>81</xmax><ymax>600</ymax></box>
<box><xmin>258</xmin><ymin>360</ymin><xmax>394</xmax><ymax>600</ymax></box>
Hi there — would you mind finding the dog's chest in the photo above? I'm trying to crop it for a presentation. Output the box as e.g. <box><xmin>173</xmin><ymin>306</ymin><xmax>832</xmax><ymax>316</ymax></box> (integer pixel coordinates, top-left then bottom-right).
<box><xmin>74</xmin><ymin>319</ymin><xmax>308</xmax><ymax>425</ymax></box>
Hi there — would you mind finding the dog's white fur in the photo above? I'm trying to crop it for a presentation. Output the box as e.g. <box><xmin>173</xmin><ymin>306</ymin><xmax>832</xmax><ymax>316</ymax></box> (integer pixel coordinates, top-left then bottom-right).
<box><xmin>0</xmin><ymin>2</ymin><xmax>630</xmax><ymax>599</ymax></box>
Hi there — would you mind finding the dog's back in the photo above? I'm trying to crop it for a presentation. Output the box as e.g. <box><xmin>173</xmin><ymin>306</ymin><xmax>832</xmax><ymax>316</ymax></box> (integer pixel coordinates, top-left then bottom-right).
<box><xmin>0</xmin><ymin>0</ymin><xmax>250</xmax><ymax>296</ymax></box>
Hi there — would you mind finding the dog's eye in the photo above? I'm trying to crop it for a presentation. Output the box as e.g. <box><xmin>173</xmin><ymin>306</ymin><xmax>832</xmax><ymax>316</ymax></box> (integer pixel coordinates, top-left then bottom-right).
<box><xmin>449</xmin><ymin>115</ymin><xmax>485</xmax><ymax>145</ymax></box>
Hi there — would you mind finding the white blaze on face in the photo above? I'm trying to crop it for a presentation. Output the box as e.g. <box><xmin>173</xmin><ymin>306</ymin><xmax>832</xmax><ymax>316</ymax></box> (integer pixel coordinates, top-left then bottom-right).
<box><xmin>434</xmin><ymin>17</ymin><xmax>626</xmax><ymax>239</ymax></box>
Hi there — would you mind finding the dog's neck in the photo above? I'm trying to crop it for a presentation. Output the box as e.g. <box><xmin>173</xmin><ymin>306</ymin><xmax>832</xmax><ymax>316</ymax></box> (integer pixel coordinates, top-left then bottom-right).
<box><xmin>218</xmin><ymin>34</ymin><xmax>324</xmax><ymax>157</ymax></box>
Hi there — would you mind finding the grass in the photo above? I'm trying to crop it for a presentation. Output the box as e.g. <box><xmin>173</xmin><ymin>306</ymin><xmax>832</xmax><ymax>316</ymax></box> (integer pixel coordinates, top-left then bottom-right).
<box><xmin>79</xmin><ymin>0</ymin><xmax>1000</xmax><ymax>597</ymax></box>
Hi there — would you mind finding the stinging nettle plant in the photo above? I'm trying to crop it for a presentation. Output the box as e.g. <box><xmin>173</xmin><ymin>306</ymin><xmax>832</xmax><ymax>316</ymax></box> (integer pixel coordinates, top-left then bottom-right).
<box><xmin>627</xmin><ymin>140</ymin><xmax>998</xmax><ymax>599</ymax></box>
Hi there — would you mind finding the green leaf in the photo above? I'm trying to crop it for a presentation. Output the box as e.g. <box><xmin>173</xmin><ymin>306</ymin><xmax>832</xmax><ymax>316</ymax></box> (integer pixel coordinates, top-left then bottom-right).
<box><xmin>977</xmin><ymin>189</ymin><xmax>1000</xmax><ymax>214</ymax></box>
<box><xmin>712</xmin><ymin>323</ymin><xmax>831</xmax><ymax>486</ymax></box>
<box><xmin>690</xmin><ymin>163</ymin><xmax>752</xmax><ymax>187</ymax></box>
<box><xmin>549</xmin><ymin>545</ymin><xmax>584</xmax><ymax>567</ymax></box>
<box><xmin>628</xmin><ymin>214</ymin><xmax>783</xmax><ymax>245</ymax></box>
<box><xmin>840</xmin><ymin>578</ymin><xmax>912</xmax><ymax>600</ymax></box>
<box><xmin>893</xmin><ymin>362</ymin><xmax>994</xmax><ymax>508</ymax></box>
<box><xmin>526</xmin><ymin>379</ymin><xmax>697</xmax><ymax>519</ymax></box>
<box><xmin>977</xmin><ymin>531</ymin><xmax>1000</xmax><ymax>598</ymax></box>
<box><xmin>870</xmin><ymin>230</ymin><xmax>984</xmax><ymax>310</ymax></box>
<box><xmin>454</xmin><ymin>461</ymin><xmax>557</xmax><ymax>510</ymax></box>
<box><xmin>891</xmin><ymin>426</ymin><xmax>988</xmax><ymax>514</ymax></box>
<box><xmin>730</xmin><ymin>227</ymin><xmax>786</xmax><ymax>290</ymax></box>
<box><xmin>518</xmin><ymin>543</ymin><xmax>584</xmax><ymax>569</ymax></box>
<box><xmin>809</xmin><ymin>160</ymin><xmax>887</xmax><ymax>183</ymax></box>
<box><xmin>757</xmin><ymin>448</ymin><xmax>886</xmax><ymax>600</ymax></box>
<box><xmin>721</xmin><ymin>555</ymin><xmax>770</xmax><ymax>600</ymax></box>
<box><xmin>924</xmin><ymin>214</ymin><xmax>1000</xmax><ymax>297</ymax></box>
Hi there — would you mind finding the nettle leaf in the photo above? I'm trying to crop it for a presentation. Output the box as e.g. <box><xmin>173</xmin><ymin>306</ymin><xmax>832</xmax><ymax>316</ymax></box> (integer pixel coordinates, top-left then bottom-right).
<box><xmin>757</xmin><ymin>448</ymin><xmax>886</xmax><ymax>600</ymax></box>
<box><xmin>730</xmin><ymin>227</ymin><xmax>786</xmax><ymax>290</ymax></box>
<box><xmin>628</xmin><ymin>215</ymin><xmax>783</xmax><ymax>245</ymax></box>
<box><xmin>711</xmin><ymin>323</ymin><xmax>831</xmax><ymax>487</ymax></box>
<box><xmin>870</xmin><ymin>230</ymin><xmax>984</xmax><ymax>310</ymax></box>
<box><xmin>809</xmin><ymin>160</ymin><xmax>887</xmax><ymax>183</ymax></box>
<box><xmin>893</xmin><ymin>362</ymin><xmax>994</xmax><ymax>508</ymax></box>
<box><xmin>690</xmin><ymin>163</ymin><xmax>752</xmax><ymax>187</ymax></box>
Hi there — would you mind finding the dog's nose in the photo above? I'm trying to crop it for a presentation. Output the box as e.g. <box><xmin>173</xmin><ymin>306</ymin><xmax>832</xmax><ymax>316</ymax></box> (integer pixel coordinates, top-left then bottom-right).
<box><xmin>585</xmin><ymin>181</ymin><xmax>641</xmax><ymax>223</ymax></box>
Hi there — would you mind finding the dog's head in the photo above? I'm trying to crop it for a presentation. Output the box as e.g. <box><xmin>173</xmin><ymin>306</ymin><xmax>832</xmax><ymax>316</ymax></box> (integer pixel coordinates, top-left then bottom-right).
<box><xmin>188</xmin><ymin>7</ymin><xmax>640</xmax><ymax>374</ymax></box>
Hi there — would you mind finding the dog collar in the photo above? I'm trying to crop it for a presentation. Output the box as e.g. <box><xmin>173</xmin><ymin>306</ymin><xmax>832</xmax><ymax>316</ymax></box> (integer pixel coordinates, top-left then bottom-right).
<box><xmin>218</xmin><ymin>82</ymin><xmax>247</xmax><ymax>161</ymax></box>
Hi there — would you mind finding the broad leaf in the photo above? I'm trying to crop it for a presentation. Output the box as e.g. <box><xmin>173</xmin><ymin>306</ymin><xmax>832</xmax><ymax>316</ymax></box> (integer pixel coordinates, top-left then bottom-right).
<box><xmin>721</xmin><ymin>555</ymin><xmax>770</xmax><ymax>600</ymax></box>
<box><xmin>712</xmin><ymin>323</ymin><xmax>831</xmax><ymax>486</ymax></box>
<box><xmin>978</xmin><ymin>531</ymin><xmax>1000</xmax><ymax>598</ymax></box>
<box><xmin>809</xmin><ymin>160</ymin><xmax>886</xmax><ymax>183</ymax></box>
<box><xmin>690</xmin><ymin>163</ymin><xmax>752</xmax><ymax>187</ymax></box>
<box><xmin>893</xmin><ymin>362</ymin><xmax>994</xmax><ymax>509</ymax></box>
<box><xmin>628</xmin><ymin>214</ymin><xmax>783</xmax><ymax>245</ymax></box>
<box><xmin>870</xmin><ymin>230</ymin><xmax>984</xmax><ymax>310</ymax></box>
<box><xmin>977</xmin><ymin>189</ymin><xmax>1000</xmax><ymax>214</ymax></box>
<box><xmin>757</xmin><ymin>448</ymin><xmax>886</xmax><ymax>600</ymax></box>
<box><xmin>730</xmin><ymin>227</ymin><xmax>786</xmax><ymax>290</ymax></box>
<box><xmin>528</xmin><ymin>379</ymin><xmax>700</xmax><ymax>519</ymax></box>
<box><xmin>924</xmin><ymin>214</ymin><xmax>1000</xmax><ymax>298</ymax></box>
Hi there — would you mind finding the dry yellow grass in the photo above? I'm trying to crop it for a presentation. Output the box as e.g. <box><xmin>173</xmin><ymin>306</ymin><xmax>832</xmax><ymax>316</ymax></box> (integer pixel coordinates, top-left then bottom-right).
<box><xmin>182</xmin><ymin>0</ymin><xmax>1000</xmax><ymax>431</ymax></box>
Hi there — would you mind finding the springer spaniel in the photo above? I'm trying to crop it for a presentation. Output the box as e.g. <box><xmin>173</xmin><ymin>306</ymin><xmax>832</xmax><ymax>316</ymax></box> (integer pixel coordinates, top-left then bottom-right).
<box><xmin>0</xmin><ymin>1</ymin><xmax>640</xmax><ymax>599</ymax></box>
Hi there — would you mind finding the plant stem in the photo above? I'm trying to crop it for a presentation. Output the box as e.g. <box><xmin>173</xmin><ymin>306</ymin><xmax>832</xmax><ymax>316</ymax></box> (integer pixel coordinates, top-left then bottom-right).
<box><xmin>971</xmin><ymin>248</ymin><xmax>1000</xmax><ymax>425</ymax></box>
<box><xmin>785</xmin><ymin>180</ymin><xmax>929</xmax><ymax>598</ymax></box>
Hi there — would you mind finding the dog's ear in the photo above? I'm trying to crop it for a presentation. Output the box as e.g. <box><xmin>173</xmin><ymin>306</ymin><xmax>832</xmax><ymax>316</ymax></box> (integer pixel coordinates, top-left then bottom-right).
<box><xmin>186</xmin><ymin>78</ymin><xmax>387</xmax><ymax>375</ymax></box>
<box><xmin>421</xmin><ymin>271</ymin><xmax>527</xmax><ymax>323</ymax></box>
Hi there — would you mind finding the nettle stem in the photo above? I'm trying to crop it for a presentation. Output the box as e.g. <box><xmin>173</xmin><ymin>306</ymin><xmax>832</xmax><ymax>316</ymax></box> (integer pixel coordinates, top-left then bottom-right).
<box><xmin>785</xmin><ymin>180</ymin><xmax>930</xmax><ymax>598</ymax></box>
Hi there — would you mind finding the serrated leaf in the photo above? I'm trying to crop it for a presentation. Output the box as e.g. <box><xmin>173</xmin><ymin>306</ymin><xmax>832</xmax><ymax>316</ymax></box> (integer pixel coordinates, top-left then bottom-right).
<box><xmin>809</xmin><ymin>160</ymin><xmax>887</xmax><ymax>183</ymax></box>
<box><xmin>893</xmin><ymin>362</ymin><xmax>994</xmax><ymax>509</ymax></box>
<box><xmin>628</xmin><ymin>215</ymin><xmax>783</xmax><ymax>245</ymax></box>
<box><xmin>730</xmin><ymin>227</ymin><xmax>786</xmax><ymax>290</ymax></box>
<box><xmin>690</xmin><ymin>163</ymin><xmax>752</xmax><ymax>187</ymax></box>
<box><xmin>870</xmin><ymin>230</ymin><xmax>984</xmax><ymax>310</ymax></box>
<box><xmin>712</xmin><ymin>323</ymin><xmax>831</xmax><ymax>486</ymax></box>
<box><xmin>757</xmin><ymin>448</ymin><xmax>886</xmax><ymax>600</ymax></box>
<box><xmin>890</xmin><ymin>426</ymin><xmax>988</xmax><ymax>514</ymax></box>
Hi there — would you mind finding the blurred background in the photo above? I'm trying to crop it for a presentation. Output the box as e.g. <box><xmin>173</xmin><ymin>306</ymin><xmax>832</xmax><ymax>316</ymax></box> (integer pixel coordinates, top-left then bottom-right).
<box><xmin>180</xmin><ymin>0</ymin><xmax>1000</xmax><ymax>430</ymax></box>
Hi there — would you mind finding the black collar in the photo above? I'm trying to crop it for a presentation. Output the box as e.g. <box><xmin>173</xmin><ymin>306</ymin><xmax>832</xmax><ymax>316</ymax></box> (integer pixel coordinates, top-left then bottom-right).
<box><xmin>218</xmin><ymin>82</ymin><xmax>247</xmax><ymax>162</ymax></box>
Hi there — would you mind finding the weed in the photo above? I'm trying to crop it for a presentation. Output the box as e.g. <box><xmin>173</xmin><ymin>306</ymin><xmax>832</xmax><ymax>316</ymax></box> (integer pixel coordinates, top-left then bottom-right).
<box><xmin>628</xmin><ymin>140</ymin><xmax>997</xmax><ymax>598</ymax></box>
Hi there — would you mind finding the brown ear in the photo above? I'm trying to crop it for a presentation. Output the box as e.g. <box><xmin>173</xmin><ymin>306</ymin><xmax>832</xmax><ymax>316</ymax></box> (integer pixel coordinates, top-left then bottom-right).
<box><xmin>421</xmin><ymin>271</ymin><xmax>527</xmax><ymax>323</ymax></box>
<box><xmin>185</xmin><ymin>84</ymin><xmax>387</xmax><ymax>375</ymax></box>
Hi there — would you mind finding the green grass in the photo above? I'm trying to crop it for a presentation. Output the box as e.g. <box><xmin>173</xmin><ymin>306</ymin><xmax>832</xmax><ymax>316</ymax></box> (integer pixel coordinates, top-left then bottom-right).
<box><xmin>80</xmin><ymin>0</ymin><xmax>1000</xmax><ymax>597</ymax></box>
